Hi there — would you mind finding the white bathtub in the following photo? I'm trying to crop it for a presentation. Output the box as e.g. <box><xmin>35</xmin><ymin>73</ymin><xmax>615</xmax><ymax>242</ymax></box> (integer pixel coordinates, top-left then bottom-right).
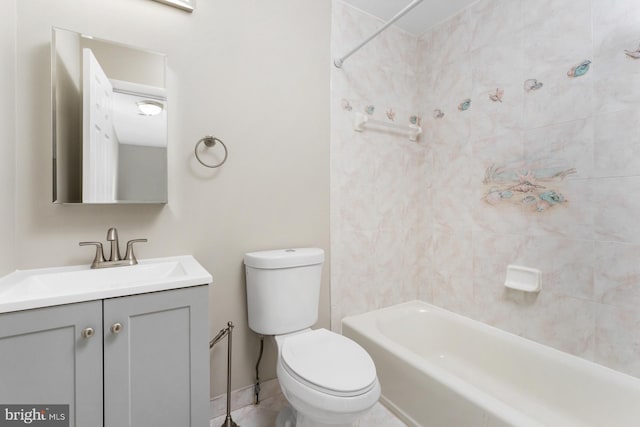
<box><xmin>342</xmin><ymin>301</ymin><xmax>640</xmax><ymax>427</ymax></box>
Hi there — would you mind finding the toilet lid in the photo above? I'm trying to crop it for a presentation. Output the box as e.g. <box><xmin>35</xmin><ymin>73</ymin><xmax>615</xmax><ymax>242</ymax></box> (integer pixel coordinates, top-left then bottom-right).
<box><xmin>281</xmin><ymin>329</ymin><xmax>377</xmax><ymax>396</ymax></box>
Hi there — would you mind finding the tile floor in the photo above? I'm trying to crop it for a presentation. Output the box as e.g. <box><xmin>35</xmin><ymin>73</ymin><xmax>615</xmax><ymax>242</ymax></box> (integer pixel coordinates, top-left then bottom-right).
<box><xmin>210</xmin><ymin>392</ymin><xmax>407</xmax><ymax>427</ymax></box>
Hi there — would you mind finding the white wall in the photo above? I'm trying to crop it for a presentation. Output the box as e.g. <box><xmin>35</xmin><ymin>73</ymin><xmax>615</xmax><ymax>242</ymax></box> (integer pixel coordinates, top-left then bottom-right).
<box><xmin>13</xmin><ymin>0</ymin><xmax>331</xmax><ymax>397</ymax></box>
<box><xmin>0</xmin><ymin>0</ymin><xmax>16</xmax><ymax>276</ymax></box>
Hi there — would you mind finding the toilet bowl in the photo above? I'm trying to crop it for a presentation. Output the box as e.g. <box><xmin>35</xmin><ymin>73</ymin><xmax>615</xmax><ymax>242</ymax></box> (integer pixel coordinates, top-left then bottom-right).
<box><xmin>244</xmin><ymin>248</ymin><xmax>381</xmax><ymax>426</ymax></box>
<box><xmin>275</xmin><ymin>329</ymin><xmax>381</xmax><ymax>427</ymax></box>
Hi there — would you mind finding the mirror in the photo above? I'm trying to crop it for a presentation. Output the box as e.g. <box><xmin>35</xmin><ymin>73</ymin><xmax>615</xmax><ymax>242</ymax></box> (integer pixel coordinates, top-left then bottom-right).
<box><xmin>52</xmin><ymin>27</ymin><xmax>168</xmax><ymax>204</ymax></box>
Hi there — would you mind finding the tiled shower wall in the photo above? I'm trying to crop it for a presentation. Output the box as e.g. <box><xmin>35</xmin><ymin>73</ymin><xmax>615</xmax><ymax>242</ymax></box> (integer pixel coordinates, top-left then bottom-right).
<box><xmin>330</xmin><ymin>1</ymin><xmax>429</xmax><ymax>329</ymax></box>
<box><xmin>332</xmin><ymin>0</ymin><xmax>640</xmax><ymax>378</ymax></box>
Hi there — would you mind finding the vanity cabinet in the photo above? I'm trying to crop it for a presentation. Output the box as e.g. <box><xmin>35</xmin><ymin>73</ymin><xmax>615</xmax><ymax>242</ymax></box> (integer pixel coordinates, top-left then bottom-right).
<box><xmin>0</xmin><ymin>285</ymin><xmax>209</xmax><ymax>427</ymax></box>
<box><xmin>0</xmin><ymin>300</ymin><xmax>103</xmax><ymax>426</ymax></box>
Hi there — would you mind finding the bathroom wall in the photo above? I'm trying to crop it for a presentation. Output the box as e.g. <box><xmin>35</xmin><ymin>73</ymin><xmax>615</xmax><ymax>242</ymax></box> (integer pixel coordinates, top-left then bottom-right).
<box><xmin>330</xmin><ymin>1</ymin><xmax>430</xmax><ymax>330</ymax></box>
<box><xmin>417</xmin><ymin>0</ymin><xmax>640</xmax><ymax>378</ymax></box>
<box><xmin>0</xmin><ymin>0</ymin><xmax>17</xmax><ymax>277</ymax></box>
<box><xmin>332</xmin><ymin>0</ymin><xmax>640</xmax><ymax>378</ymax></box>
<box><xmin>12</xmin><ymin>0</ymin><xmax>331</xmax><ymax>397</ymax></box>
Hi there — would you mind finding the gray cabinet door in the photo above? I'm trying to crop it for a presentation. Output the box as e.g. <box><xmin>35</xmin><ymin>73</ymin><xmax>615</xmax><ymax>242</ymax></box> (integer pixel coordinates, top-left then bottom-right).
<box><xmin>0</xmin><ymin>301</ymin><xmax>103</xmax><ymax>427</ymax></box>
<box><xmin>103</xmin><ymin>285</ymin><xmax>209</xmax><ymax>427</ymax></box>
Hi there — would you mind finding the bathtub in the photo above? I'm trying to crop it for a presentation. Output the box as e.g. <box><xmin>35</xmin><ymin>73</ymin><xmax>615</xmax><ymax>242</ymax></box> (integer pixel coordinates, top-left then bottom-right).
<box><xmin>342</xmin><ymin>301</ymin><xmax>640</xmax><ymax>427</ymax></box>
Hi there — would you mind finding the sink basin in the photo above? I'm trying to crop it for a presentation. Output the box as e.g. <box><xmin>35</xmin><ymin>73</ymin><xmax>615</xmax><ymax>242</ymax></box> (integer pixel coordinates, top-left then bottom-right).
<box><xmin>0</xmin><ymin>256</ymin><xmax>212</xmax><ymax>313</ymax></box>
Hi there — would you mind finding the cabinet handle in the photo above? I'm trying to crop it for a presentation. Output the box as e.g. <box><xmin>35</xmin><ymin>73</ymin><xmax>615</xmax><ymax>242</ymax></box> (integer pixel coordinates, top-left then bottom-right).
<box><xmin>111</xmin><ymin>323</ymin><xmax>123</xmax><ymax>334</ymax></box>
<box><xmin>81</xmin><ymin>327</ymin><xmax>95</xmax><ymax>339</ymax></box>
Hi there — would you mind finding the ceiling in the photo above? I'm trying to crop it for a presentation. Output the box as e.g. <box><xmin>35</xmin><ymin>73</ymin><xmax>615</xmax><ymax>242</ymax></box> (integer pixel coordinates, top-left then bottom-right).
<box><xmin>341</xmin><ymin>0</ymin><xmax>477</xmax><ymax>35</ymax></box>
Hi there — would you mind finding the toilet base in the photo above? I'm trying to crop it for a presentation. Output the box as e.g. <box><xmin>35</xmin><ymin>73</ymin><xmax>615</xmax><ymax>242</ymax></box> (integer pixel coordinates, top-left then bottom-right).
<box><xmin>276</xmin><ymin>404</ymin><xmax>355</xmax><ymax>427</ymax></box>
<box><xmin>276</xmin><ymin>405</ymin><xmax>296</xmax><ymax>427</ymax></box>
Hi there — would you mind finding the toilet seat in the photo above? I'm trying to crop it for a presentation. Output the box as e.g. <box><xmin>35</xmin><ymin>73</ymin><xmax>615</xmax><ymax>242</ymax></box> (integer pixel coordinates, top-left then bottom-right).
<box><xmin>280</xmin><ymin>329</ymin><xmax>377</xmax><ymax>397</ymax></box>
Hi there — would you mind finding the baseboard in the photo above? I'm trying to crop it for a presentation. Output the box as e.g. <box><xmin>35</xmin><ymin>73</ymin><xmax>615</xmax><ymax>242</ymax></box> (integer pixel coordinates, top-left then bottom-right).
<box><xmin>379</xmin><ymin>395</ymin><xmax>420</xmax><ymax>427</ymax></box>
<box><xmin>210</xmin><ymin>378</ymin><xmax>280</xmax><ymax>419</ymax></box>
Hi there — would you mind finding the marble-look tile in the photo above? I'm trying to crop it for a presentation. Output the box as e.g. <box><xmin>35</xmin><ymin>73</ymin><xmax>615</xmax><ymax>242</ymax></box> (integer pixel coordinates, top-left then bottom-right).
<box><xmin>402</xmin><ymin>223</ymin><xmax>423</xmax><ymax>301</ymax></box>
<box><xmin>593</xmin><ymin>241</ymin><xmax>640</xmax><ymax>309</ymax></box>
<box><xmin>431</xmin><ymin>225</ymin><xmax>474</xmax><ymax>316</ymax></box>
<box><xmin>593</xmin><ymin>177</ymin><xmax>640</xmax><ymax>244</ymax></box>
<box><xmin>431</xmin><ymin>141</ymin><xmax>474</xmax><ymax>230</ymax></box>
<box><xmin>331</xmin><ymin>0</ymin><xmax>425</xmax><ymax>334</ymax></box>
<box><xmin>520</xmin><ymin>0</ymin><xmax>589</xmax><ymax>28</ymax></box>
<box><xmin>429</xmin><ymin>8</ymin><xmax>472</xmax><ymax>70</ymax></box>
<box><xmin>472</xmin><ymin>231</ymin><xmax>533</xmax><ymax>334</ymax></box>
<box><xmin>520</xmin><ymin>1</ymin><xmax>592</xmax><ymax>78</ymax></box>
<box><xmin>472</xmin><ymin>231</ymin><xmax>594</xmax><ymax>301</ymax></box>
<box><xmin>374</xmin><ymin>141</ymin><xmax>417</xmax><ymax>231</ymax></box>
<box><xmin>521</xmin><ymin>71</ymin><xmax>593</xmax><ymax>130</ymax></box>
<box><xmin>416</xmin><ymin>30</ymin><xmax>435</xmax><ymax>78</ymax></box>
<box><xmin>550</xmin><ymin>299</ymin><xmax>595</xmax><ymax>360</ymax></box>
<box><xmin>470</xmin><ymin>130</ymin><xmax>525</xmax><ymax>183</ymax></box>
<box><xmin>505</xmin><ymin>289</ymin><xmax>596</xmax><ymax>359</ymax></box>
<box><xmin>474</xmin><ymin>276</ymin><xmax>534</xmax><ymax>338</ymax></box>
<box><xmin>331</xmin><ymin>228</ymin><xmax>378</xmax><ymax>322</ymax></box>
<box><xmin>472</xmin><ymin>196</ymin><xmax>535</xmax><ymax>237</ymax></box>
<box><xmin>469</xmin><ymin>32</ymin><xmax>525</xmax><ymax>141</ymax></box>
<box><xmin>333</xmin><ymin>152</ymin><xmax>380</xmax><ymax>232</ymax></box>
<box><xmin>356</xmin><ymin>402</ymin><xmax>407</xmax><ymax>427</ymax></box>
<box><xmin>529</xmin><ymin>179</ymin><xmax>594</xmax><ymax>241</ymax></box>
<box><xmin>430</xmin><ymin>58</ymin><xmax>473</xmax><ymax>144</ymax></box>
<box><xmin>593</xmin><ymin>108</ymin><xmax>640</xmax><ymax>177</ymax></box>
<box><xmin>522</xmin><ymin>119</ymin><xmax>593</xmax><ymax>180</ymax></box>
<box><xmin>530</xmin><ymin>236</ymin><xmax>595</xmax><ymax>300</ymax></box>
<box><xmin>370</xmin><ymin>228</ymin><xmax>413</xmax><ymax>307</ymax></box>
<box><xmin>470</xmin><ymin>132</ymin><xmax>536</xmax><ymax>236</ymax></box>
<box><xmin>210</xmin><ymin>393</ymin><xmax>289</xmax><ymax>427</ymax></box>
<box><xmin>595</xmin><ymin>303</ymin><xmax>640</xmax><ymax>378</ymax></box>
<box><xmin>592</xmin><ymin>48</ymin><xmax>640</xmax><ymax>115</ymax></box>
<box><xmin>415</xmin><ymin>189</ymin><xmax>434</xmax><ymax>304</ymax></box>
<box><xmin>471</xmin><ymin>230</ymin><xmax>597</xmax><ymax>360</ymax></box>
<box><xmin>472</xmin><ymin>231</ymin><xmax>533</xmax><ymax>283</ymax></box>
<box><xmin>472</xmin><ymin>129</ymin><xmax>591</xmax><ymax>239</ymax></box>
<box><xmin>470</xmin><ymin>0</ymin><xmax>523</xmax><ymax>51</ymax></box>
<box><xmin>332</xmin><ymin>0</ymin><xmax>640</xmax><ymax>380</ymax></box>
<box><xmin>593</xmin><ymin>0</ymin><xmax>640</xmax><ymax>54</ymax></box>
<box><xmin>518</xmin><ymin>1</ymin><xmax>593</xmax><ymax>129</ymax></box>
<box><xmin>211</xmin><ymin>391</ymin><xmax>406</xmax><ymax>427</ymax></box>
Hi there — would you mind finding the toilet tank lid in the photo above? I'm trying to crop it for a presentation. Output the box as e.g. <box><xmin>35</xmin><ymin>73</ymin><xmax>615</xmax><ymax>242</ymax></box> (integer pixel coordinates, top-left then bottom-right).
<box><xmin>244</xmin><ymin>248</ymin><xmax>324</xmax><ymax>269</ymax></box>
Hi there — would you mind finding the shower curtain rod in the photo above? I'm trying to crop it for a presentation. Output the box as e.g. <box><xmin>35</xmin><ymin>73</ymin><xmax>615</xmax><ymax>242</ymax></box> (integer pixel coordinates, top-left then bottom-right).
<box><xmin>333</xmin><ymin>0</ymin><xmax>425</xmax><ymax>68</ymax></box>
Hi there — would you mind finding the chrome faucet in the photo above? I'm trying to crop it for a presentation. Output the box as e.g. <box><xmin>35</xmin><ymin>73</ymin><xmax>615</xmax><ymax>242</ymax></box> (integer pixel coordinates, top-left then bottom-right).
<box><xmin>80</xmin><ymin>227</ymin><xmax>147</xmax><ymax>269</ymax></box>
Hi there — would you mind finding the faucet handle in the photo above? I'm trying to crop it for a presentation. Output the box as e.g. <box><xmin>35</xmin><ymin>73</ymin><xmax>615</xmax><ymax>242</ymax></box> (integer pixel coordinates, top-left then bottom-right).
<box><xmin>79</xmin><ymin>241</ymin><xmax>106</xmax><ymax>268</ymax></box>
<box><xmin>124</xmin><ymin>239</ymin><xmax>148</xmax><ymax>264</ymax></box>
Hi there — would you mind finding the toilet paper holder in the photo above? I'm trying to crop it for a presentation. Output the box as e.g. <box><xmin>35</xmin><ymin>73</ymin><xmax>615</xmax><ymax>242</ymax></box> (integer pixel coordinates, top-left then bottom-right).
<box><xmin>210</xmin><ymin>321</ymin><xmax>240</xmax><ymax>427</ymax></box>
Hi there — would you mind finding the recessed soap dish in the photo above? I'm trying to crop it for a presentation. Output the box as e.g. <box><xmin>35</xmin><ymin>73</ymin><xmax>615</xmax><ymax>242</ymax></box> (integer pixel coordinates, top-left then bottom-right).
<box><xmin>504</xmin><ymin>265</ymin><xmax>542</xmax><ymax>292</ymax></box>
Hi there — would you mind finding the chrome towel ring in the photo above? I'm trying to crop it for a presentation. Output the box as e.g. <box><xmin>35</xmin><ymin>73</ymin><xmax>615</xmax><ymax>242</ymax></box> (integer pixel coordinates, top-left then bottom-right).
<box><xmin>195</xmin><ymin>135</ymin><xmax>228</xmax><ymax>168</ymax></box>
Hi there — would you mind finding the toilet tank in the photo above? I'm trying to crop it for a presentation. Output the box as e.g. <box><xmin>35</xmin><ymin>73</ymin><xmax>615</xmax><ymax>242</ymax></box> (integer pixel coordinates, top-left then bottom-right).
<box><xmin>244</xmin><ymin>248</ymin><xmax>324</xmax><ymax>335</ymax></box>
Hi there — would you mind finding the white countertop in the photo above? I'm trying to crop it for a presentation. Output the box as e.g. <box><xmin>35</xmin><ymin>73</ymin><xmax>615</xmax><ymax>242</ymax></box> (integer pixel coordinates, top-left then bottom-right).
<box><xmin>0</xmin><ymin>255</ymin><xmax>212</xmax><ymax>314</ymax></box>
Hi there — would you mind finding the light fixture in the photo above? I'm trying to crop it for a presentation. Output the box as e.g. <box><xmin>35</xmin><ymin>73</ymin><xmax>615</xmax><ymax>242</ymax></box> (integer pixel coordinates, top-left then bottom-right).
<box><xmin>136</xmin><ymin>100</ymin><xmax>164</xmax><ymax>116</ymax></box>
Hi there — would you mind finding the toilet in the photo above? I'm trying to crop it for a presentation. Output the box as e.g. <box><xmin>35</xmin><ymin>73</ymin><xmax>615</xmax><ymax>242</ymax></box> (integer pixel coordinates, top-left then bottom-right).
<box><xmin>244</xmin><ymin>248</ymin><xmax>380</xmax><ymax>427</ymax></box>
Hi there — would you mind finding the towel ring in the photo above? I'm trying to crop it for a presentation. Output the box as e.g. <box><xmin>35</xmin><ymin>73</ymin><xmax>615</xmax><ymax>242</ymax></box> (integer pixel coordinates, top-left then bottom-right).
<box><xmin>195</xmin><ymin>135</ymin><xmax>228</xmax><ymax>168</ymax></box>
